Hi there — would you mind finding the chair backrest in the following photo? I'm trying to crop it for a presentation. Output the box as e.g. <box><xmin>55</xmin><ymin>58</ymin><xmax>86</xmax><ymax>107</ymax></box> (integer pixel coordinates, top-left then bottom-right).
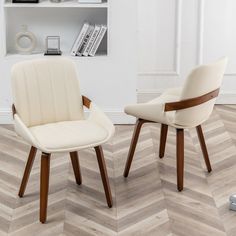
<box><xmin>175</xmin><ymin>57</ymin><xmax>228</xmax><ymax>127</ymax></box>
<box><xmin>11</xmin><ymin>57</ymin><xmax>84</xmax><ymax>127</ymax></box>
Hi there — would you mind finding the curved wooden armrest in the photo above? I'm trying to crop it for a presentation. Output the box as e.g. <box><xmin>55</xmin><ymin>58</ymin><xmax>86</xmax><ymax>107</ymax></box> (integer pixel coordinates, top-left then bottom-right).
<box><xmin>12</xmin><ymin>104</ymin><xmax>16</xmax><ymax>118</ymax></box>
<box><xmin>164</xmin><ymin>88</ymin><xmax>220</xmax><ymax>112</ymax></box>
<box><xmin>82</xmin><ymin>95</ymin><xmax>91</xmax><ymax>109</ymax></box>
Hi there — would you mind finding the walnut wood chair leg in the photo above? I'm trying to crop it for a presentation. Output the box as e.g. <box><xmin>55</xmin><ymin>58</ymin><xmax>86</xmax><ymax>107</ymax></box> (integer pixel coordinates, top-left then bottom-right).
<box><xmin>176</xmin><ymin>129</ymin><xmax>184</xmax><ymax>191</ymax></box>
<box><xmin>159</xmin><ymin>124</ymin><xmax>168</xmax><ymax>158</ymax></box>
<box><xmin>196</xmin><ymin>125</ymin><xmax>212</xmax><ymax>172</ymax></box>
<box><xmin>94</xmin><ymin>146</ymin><xmax>113</xmax><ymax>208</ymax></box>
<box><xmin>18</xmin><ymin>146</ymin><xmax>37</xmax><ymax>197</ymax></box>
<box><xmin>70</xmin><ymin>151</ymin><xmax>82</xmax><ymax>185</ymax></box>
<box><xmin>40</xmin><ymin>152</ymin><xmax>51</xmax><ymax>224</ymax></box>
<box><xmin>123</xmin><ymin>119</ymin><xmax>146</xmax><ymax>177</ymax></box>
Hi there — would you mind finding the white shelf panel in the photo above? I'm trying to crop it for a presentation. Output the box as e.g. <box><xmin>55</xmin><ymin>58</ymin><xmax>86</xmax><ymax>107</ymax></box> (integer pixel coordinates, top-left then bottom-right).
<box><xmin>5</xmin><ymin>52</ymin><xmax>108</xmax><ymax>60</ymax></box>
<box><xmin>4</xmin><ymin>0</ymin><xmax>108</xmax><ymax>8</ymax></box>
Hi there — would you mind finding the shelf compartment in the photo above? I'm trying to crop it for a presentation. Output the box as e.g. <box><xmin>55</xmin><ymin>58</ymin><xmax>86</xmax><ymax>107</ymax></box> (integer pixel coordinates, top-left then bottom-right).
<box><xmin>5</xmin><ymin>7</ymin><xmax>108</xmax><ymax>56</ymax></box>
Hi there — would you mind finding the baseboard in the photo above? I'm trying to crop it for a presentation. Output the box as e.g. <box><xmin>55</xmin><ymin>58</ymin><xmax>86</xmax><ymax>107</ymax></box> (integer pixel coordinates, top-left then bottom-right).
<box><xmin>217</xmin><ymin>93</ymin><xmax>236</xmax><ymax>104</ymax></box>
<box><xmin>0</xmin><ymin>109</ymin><xmax>13</xmax><ymax>124</ymax></box>
<box><xmin>0</xmin><ymin>109</ymin><xmax>136</xmax><ymax>125</ymax></box>
<box><xmin>137</xmin><ymin>90</ymin><xmax>162</xmax><ymax>103</ymax></box>
<box><xmin>85</xmin><ymin>110</ymin><xmax>136</xmax><ymax>124</ymax></box>
<box><xmin>138</xmin><ymin>90</ymin><xmax>236</xmax><ymax>104</ymax></box>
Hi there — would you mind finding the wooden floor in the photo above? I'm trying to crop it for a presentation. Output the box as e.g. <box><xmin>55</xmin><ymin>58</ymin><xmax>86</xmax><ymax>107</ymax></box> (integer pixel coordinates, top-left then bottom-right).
<box><xmin>0</xmin><ymin>105</ymin><xmax>236</xmax><ymax>235</ymax></box>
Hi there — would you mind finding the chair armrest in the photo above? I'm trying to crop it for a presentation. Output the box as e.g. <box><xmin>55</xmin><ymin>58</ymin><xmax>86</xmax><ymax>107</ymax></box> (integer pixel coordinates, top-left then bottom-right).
<box><xmin>12</xmin><ymin>103</ymin><xmax>38</xmax><ymax>147</ymax></box>
<box><xmin>12</xmin><ymin>104</ymin><xmax>16</xmax><ymax>118</ymax></box>
<box><xmin>82</xmin><ymin>96</ymin><xmax>91</xmax><ymax>109</ymax></box>
<box><xmin>88</xmin><ymin>103</ymin><xmax>115</xmax><ymax>139</ymax></box>
<box><xmin>14</xmin><ymin>114</ymin><xmax>38</xmax><ymax>146</ymax></box>
<box><xmin>82</xmin><ymin>95</ymin><xmax>114</xmax><ymax>138</ymax></box>
<box><xmin>164</xmin><ymin>88</ymin><xmax>220</xmax><ymax>112</ymax></box>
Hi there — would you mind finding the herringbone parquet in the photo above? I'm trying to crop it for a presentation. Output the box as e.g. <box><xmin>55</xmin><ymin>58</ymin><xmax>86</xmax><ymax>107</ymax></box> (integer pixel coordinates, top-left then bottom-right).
<box><xmin>0</xmin><ymin>105</ymin><xmax>236</xmax><ymax>235</ymax></box>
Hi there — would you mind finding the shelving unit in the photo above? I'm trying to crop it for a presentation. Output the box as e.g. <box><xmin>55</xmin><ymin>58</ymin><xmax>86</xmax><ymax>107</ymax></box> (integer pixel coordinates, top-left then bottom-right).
<box><xmin>4</xmin><ymin>1</ymin><xmax>108</xmax><ymax>8</ymax></box>
<box><xmin>3</xmin><ymin>0</ymin><xmax>108</xmax><ymax>58</ymax></box>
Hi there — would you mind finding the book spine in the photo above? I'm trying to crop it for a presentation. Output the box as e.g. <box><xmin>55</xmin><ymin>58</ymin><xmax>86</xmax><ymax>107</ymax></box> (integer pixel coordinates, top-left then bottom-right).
<box><xmin>79</xmin><ymin>0</ymin><xmax>102</xmax><ymax>3</ymax></box>
<box><xmin>89</xmin><ymin>25</ymin><xmax>107</xmax><ymax>57</ymax></box>
<box><xmin>76</xmin><ymin>25</ymin><xmax>94</xmax><ymax>56</ymax></box>
<box><xmin>83</xmin><ymin>25</ymin><xmax>101</xmax><ymax>57</ymax></box>
<box><xmin>71</xmin><ymin>22</ymin><xmax>90</xmax><ymax>56</ymax></box>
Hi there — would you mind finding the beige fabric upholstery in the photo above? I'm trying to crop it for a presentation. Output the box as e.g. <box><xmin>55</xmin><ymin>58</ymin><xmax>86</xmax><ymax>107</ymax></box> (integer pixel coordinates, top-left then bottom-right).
<box><xmin>12</xmin><ymin>58</ymin><xmax>115</xmax><ymax>153</ymax></box>
<box><xmin>11</xmin><ymin>58</ymin><xmax>84</xmax><ymax>127</ymax></box>
<box><xmin>125</xmin><ymin>57</ymin><xmax>228</xmax><ymax>128</ymax></box>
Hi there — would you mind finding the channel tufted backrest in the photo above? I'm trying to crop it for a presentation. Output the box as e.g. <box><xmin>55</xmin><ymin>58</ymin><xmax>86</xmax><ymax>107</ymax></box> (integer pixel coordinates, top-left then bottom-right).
<box><xmin>11</xmin><ymin>58</ymin><xmax>84</xmax><ymax>127</ymax></box>
<box><xmin>175</xmin><ymin>57</ymin><xmax>228</xmax><ymax>127</ymax></box>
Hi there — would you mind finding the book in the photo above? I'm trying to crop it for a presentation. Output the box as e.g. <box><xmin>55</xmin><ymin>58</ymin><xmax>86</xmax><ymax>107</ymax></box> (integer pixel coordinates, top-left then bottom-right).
<box><xmin>83</xmin><ymin>25</ymin><xmax>101</xmax><ymax>56</ymax></box>
<box><xmin>71</xmin><ymin>22</ymin><xmax>90</xmax><ymax>56</ymax></box>
<box><xmin>77</xmin><ymin>25</ymin><xmax>95</xmax><ymax>56</ymax></box>
<box><xmin>89</xmin><ymin>25</ymin><xmax>107</xmax><ymax>57</ymax></box>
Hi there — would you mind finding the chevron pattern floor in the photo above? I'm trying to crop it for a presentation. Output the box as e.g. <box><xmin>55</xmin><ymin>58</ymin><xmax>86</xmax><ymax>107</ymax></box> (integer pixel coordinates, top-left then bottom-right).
<box><xmin>0</xmin><ymin>105</ymin><xmax>236</xmax><ymax>235</ymax></box>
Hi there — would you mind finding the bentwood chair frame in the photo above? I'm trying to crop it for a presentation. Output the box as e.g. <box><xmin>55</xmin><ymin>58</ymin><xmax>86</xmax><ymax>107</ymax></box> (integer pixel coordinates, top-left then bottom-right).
<box><xmin>13</xmin><ymin>96</ymin><xmax>113</xmax><ymax>223</ymax></box>
<box><xmin>123</xmin><ymin>88</ymin><xmax>220</xmax><ymax>191</ymax></box>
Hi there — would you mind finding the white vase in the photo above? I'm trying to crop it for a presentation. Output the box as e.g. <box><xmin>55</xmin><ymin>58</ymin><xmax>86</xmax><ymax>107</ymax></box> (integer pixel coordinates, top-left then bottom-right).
<box><xmin>15</xmin><ymin>25</ymin><xmax>37</xmax><ymax>54</ymax></box>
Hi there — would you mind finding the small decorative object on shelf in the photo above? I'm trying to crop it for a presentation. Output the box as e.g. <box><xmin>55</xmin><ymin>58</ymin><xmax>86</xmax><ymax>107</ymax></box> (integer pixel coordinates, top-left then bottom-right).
<box><xmin>15</xmin><ymin>25</ymin><xmax>37</xmax><ymax>54</ymax></box>
<box><xmin>12</xmin><ymin>0</ymin><xmax>39</xmax><ymax>3</ymax></box>
<box><xmin>44</xmin><ymin>36</ymin><xmax>62</xmax><ymax>56</ymax></box>
<box><xmin>229</xmin><ymin>194</ymin><xmax>236</xmax><ymax>211</ymax></box>
<box><xmin>78</xmin><ymin>0</ymin><xmax>102</xmax><ymax>3</ymax></box>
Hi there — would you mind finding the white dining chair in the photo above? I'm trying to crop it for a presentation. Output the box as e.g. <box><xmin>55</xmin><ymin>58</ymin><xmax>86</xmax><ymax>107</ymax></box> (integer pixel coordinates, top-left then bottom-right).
<box><xmin>123</xmin><ymin>57</ymin><xmax>228</xmax><ymax>191</ymax></box>
<box><xmin>11</xmin><ymin>57</ymin><xmax>115</xmax><ymax>223</ymax></box>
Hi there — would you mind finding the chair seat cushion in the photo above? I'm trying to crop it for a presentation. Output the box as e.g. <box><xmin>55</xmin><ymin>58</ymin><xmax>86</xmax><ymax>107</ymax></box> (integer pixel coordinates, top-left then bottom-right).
<box><xmin>125</xmin><ymin>88</ymin><xmax>182</xmax><ymax>127</ymax></box>
<box><xmin>29</xmin><ymin>120</ymin><xmax>109</xmax><ymax>152</ymax></box>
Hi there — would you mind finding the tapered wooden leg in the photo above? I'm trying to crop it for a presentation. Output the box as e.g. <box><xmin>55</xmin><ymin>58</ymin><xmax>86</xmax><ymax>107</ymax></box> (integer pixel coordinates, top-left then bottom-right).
<box><xmin>176</xmin><ymin>129</ymin><xmax>184</xmax><ymax>191</ymax></box>
<box><xmin>123</xmin><ymin>119</ymin><xmax>146</xmax><ymax>177</ymax></box>
<box><xmin>70</xmin><ymin>151</ymin><xmax>82</xmax><ymax>185</ymax></box>
<box><xmin>196</xmin><ymin>125</ymin><xmax>212</xmax><ymax>172</ymax></box>
<box><xmin>40</xmin><ymin>152</ymin><xmax>51</xmax><ymax>224</ymax></box>
<box><xmin>94</xmin><ymin>146</ymin><xmax>113</xmax><ymax>208</ymax></box>
<box><xmin>159</xmin><ymin>124</ymin><xmax>168</xmax><ymax>158</ymax></box>
<box><xmin>18</xmin><ymin>146</ymin><xmax>37</xmax><ymax>197</ymax></box>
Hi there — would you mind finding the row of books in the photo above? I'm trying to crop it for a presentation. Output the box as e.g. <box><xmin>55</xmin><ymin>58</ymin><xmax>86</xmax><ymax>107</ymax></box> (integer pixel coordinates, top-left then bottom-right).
<box><xmin>71</xmin><ymin>22</ymin><xmax>107</xmax><ymax>57</ymax></box>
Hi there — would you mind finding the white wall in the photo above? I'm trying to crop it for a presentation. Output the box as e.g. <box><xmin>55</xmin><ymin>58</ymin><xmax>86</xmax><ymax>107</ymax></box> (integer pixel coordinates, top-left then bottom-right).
<box><xmin>138</xmin><ymin>0</ymin><xmax>236</xmax><ymax>103</ymax></box>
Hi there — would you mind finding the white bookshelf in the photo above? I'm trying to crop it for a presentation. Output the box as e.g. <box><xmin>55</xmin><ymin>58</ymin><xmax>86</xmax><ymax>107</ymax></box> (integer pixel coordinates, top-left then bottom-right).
<box><xmin>3</xmin><ymin>0</ymin><xmax>108</xmax><ymax>58</ymax></box>
<box><xmin>4</xmin><ymin>1</ymin><xmax>108</xmax><ymax>8</ymax></box>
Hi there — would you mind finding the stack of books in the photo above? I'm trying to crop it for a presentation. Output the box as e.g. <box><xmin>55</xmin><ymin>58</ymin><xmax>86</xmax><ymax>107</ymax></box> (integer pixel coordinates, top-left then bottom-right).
<box><xmin>71</xmin><ymin>22</ymin><xmax>107</xmax><ymax>57</ymax></box>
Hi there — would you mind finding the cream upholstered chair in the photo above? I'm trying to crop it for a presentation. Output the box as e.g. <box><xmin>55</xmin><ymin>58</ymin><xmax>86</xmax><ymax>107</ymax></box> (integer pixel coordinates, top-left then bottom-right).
<box><xmin>11</xmin><ymin>58</ymin><xmax>115</xmax><ymax>223</ymax></box>
<box><xmin>123</xmin><ymin>57</ymin><xmax>228</xmax><ymax>191</ymax></box>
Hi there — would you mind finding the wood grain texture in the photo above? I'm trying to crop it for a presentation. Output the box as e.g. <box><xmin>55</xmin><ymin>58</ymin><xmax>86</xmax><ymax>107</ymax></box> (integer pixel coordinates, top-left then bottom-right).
<box><xmin>94</xmin><ymin>146</ymin><xmax>113</xmax><ymax>208</ymax></box>
<box><xmin>70</xmin><ymin>151</ymin><xmax>82</xmax><ymax>185</ymax></box>
<box><xmin>40</xmin><ymin>152</ymin><xmax>51</xmax><ymax>223</ymax></box>
<box><xmin>82</xmin><ymin>95</ymin><xmax>91</xmax><ymax>109</ymax></box>
<box><xmin>176</xmin><ymin>129</ymin><xmax>184</xmax><ymax>191</ymax></box>
<box><xmin>196</xmin><ymin>125</ymin><xmax>212</xmax><ymax>172</ymax></box>
<box><xmin>18</xmin><ymin>146</ymin><xmax>37</xmax><ymax>197</ymax></box>
<box><xmin>123</xmin><ymin>119</ymin><xmax>147</xmax><ymax>177</ymax></box>
<box><xmin>0</xmin><ymin>105</ymin><xmax>235</xmax><ymax>235</ymax></box>
<box><xmin>159</xmin><ymin>124</ymin><xmax>168</xmax><ymax>158</ymax></box>
<box><xmin>165</xmin><ymin>88</ymin><xmax>220</xmax><ymax>111</ymax></box>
